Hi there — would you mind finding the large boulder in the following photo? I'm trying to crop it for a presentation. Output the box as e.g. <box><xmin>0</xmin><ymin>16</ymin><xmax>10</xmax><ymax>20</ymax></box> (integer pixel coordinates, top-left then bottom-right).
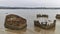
<box><xmin>56</xmin><ymin>14</ymin><xmax>60</xmax><ymax>19</ymax></box>
<box><xmin>4</xmin><ymin>14</ymin><xmax>27</xmax><ymax>30</ymax></box>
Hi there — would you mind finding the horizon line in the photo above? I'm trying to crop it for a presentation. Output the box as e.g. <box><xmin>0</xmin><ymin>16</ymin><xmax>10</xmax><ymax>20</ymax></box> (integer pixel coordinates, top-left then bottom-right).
<box><xmin>0</xmin><ymin>7</ymin><xmax>60</xmax><ymax>9</ymax></box>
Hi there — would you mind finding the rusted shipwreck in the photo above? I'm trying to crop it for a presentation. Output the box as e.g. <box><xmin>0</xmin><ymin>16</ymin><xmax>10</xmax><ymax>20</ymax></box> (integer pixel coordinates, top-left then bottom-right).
<box><xmin>4</xmin><ymin>14</ymin><xmax>27</xmax><ymax>30</ymax></box>
<box><xmin>34</xmin><ymin>14</ymin><xmax>56</xmax><ymax>29</ymax></box>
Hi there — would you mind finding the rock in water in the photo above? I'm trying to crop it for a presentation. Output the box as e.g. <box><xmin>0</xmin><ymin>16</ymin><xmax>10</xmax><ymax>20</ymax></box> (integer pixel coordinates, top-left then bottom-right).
<box><xmin>37</xmin><ymin>14</ymin><xmax>48</xmax><ymax>18</ymax></box>
<box><xmin>56</xmin><ymin>14</ymin><xmax>60</xmax><ymax>19</ymax></box>
<box><xmin>4</xmin><ymin>14</ymin><xmax>27</xmax><ymax>30</ymax></box>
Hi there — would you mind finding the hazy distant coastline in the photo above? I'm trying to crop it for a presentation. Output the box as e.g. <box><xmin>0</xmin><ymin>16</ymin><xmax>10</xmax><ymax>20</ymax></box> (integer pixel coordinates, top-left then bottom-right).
<box><xmin>0</xmin><ymin>7</ymin><xmax>60</xmax><ymax>9</ymax></box>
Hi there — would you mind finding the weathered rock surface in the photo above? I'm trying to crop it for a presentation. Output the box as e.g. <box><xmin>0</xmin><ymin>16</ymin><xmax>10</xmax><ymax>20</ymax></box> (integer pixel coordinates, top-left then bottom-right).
<box><xmin>42</xmin><ymin>14</ymin><xmax>48</xmax><ymax>18</ymax></box>
<box><xmin>4</xmin><ymin>14</ymin><xmax>27</xmax><ymax>30</ymax></box>
<box><xmin>56</xmin><ymin>14</ymin><xmax>60</xmax><ymax>19</ymax></box>
<box><xmin>37</xmin><ymin>14</ymin><xmax>42</xmax><ymax>18</ymax></box>
<box><xmin>37</xmin><ymin>14</ymin><xmax>48</xmax><ymax>18</ymax></box>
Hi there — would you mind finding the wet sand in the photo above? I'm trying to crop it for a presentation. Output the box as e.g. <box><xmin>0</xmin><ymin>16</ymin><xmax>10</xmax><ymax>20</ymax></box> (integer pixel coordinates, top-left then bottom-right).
<box><xmin>0</xmin><ymin>9</ymin><xmax>60</xmax><ymax>34</ymax></box>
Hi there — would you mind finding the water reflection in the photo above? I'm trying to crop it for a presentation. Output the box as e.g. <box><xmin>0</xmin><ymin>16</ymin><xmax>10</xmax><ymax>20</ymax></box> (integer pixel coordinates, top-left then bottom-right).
<box><xmin>5</xmin><ymin>27</ymin><xmax>27</xmax><ymax>34</ymax></box>
<box><xmin>34</xmin><ymin>26</ymin><xmax>55</xmax><ymax>34</ymax></box>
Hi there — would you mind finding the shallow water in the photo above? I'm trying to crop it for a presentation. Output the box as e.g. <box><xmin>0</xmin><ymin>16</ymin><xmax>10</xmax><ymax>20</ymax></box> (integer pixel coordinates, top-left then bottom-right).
<box><xmin>0</xmin><ymin>9</ymin><xmax>60</xmax><ymax>34</ymax></box>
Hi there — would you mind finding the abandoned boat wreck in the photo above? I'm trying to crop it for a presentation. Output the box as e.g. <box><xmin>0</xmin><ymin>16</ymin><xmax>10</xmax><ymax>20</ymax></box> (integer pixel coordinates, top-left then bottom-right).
<box><xmin>4</xmin><ymin>14</ymin><xmax>27</xmax><ymax>30</ymax></box>
<box><xmin>34</xmin><ymin>14</ymin><xmax>56</xmax><ymax>29</ymax></box>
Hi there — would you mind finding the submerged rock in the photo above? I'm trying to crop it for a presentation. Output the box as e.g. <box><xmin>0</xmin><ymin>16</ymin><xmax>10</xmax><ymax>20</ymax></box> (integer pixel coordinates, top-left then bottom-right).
<box><xmin>56</xmin><ymin>14</ymin><xmax>60</xmax><ymax>19</ymax></box>
<box><xmin>4</xmin><ymin>14</ymin><xmax>27</xmax><ymax>30</ymax></box>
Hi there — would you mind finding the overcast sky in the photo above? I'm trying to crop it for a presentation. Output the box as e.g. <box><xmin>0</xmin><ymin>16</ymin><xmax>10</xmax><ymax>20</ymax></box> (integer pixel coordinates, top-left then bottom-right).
<box><xmin>0</xmin><ymin>0</ymin><xmax>60</xmax><ymax>7</ymax></box>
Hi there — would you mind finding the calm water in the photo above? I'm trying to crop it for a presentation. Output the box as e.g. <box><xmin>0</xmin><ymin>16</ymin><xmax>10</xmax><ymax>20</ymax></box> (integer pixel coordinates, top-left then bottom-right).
<box><xmin>0</xmin><ymin>9</ymin><xmax>60</xmax><ymax>34</ymax></box>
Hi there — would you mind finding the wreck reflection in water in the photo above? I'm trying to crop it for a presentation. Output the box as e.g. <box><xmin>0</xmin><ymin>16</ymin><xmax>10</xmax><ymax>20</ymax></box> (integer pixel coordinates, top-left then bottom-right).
<box><xmin>4</xmin><ymin>26</ymin><xmax>56</xmax><ymax>34</ymax></box>
<box><xmin>5</xmin><ymin>27</ymin><xmax>27</xmax><ymax>34</ymax></box>
<box><xmin>34</xmin><ymin>26</ymin><xmax>55</xmax><ymax>34</ymax></box>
